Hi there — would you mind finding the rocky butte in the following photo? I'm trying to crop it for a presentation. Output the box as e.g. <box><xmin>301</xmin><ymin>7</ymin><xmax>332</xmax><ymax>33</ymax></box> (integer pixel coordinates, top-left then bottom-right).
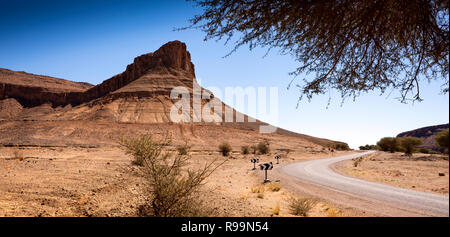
<box><xmin>0</xmin><ymin>41</ymin><xmax>344</xmax><ymax>148</ymax></box>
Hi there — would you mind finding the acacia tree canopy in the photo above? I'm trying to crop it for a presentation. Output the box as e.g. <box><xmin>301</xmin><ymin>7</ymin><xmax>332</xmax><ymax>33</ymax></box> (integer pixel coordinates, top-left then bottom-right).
<box><xmin>185</xmin><ymin>0</ymin><xmax>449</xmax><ymax>105</ymax></box>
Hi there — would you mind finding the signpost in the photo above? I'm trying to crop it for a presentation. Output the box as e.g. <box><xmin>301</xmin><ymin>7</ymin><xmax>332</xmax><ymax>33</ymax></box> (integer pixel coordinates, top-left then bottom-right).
<box><xmin>259</xmin><ymin>162</ymin><xmax>273</xmax><ymax>183</ymax></box>
<box><xmin>250</xmin><ymin>158</ymin><xmax>259</xmax><ymax>170</ymax></box>
<box><xmin>275</xmin><ymin>155</ymin><xmax>281</xmax><ymax>164</ymax></box>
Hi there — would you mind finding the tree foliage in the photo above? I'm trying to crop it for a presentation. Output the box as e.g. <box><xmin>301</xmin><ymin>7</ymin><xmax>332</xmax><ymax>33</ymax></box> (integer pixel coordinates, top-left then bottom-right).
<box><xmin>186</xmin><ymin>0</ymin><xmax>449</xmax><ymax>104</ymax></box>
<box><xmin>398</xmin><ymin>136</ymin><xmax>423</xmax><ymax>156</ymax></box>
<box><xmin>435</xmin><ymin>129</ymin><xmax>449</xmax><ymax>151</ymax></box>
<box><xmin>377</xmin><ymin>137</ymin><xmax>399</xmax><ymax>153</ymax></box>
<box><xmin>329</xmin><ymin>142</ymin><xmax>350</xmax><ymax>151</ymax></box>
<box><xmin>359</xmin><ymin>144</ymin><xmax>379</xmax><ymax>150</ymax></box>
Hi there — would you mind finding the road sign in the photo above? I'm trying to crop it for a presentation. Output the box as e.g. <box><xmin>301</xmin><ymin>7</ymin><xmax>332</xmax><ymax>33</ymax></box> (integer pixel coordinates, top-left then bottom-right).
<box><xmin>275</xmin><ymin>155</ymin><xmax>281</xmax><ymax>164</ymax></box>
<box><xmin>259</xmin><ymin>162</ymin><xmax>273</xmax><ymax>183</ymax></box>
<box><xmin>250</xmin><ymin>158</ymin><xmax>259</xmax><ymax>170</ymax></box>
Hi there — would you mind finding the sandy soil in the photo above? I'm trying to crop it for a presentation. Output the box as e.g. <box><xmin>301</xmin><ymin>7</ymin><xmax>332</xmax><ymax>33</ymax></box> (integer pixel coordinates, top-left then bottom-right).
<box><xmin>0</xmin><ymin>145</ymin><xmax>360</xmax><ymax>217</ymax></box>
<box><xmin>333</xmin><ymin>152</ymin><xmax>449</xmax><ymax>196</ymax></box>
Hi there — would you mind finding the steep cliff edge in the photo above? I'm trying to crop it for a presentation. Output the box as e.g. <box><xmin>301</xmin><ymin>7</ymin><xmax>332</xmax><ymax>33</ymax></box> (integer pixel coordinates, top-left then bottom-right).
<box><xmin>0</xmin><ymin>41</ymin><xmax>195</xmax><ymax>107</ymax></box>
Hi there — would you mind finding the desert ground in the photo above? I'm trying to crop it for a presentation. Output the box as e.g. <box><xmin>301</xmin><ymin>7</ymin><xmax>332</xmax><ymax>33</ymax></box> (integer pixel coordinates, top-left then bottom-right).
<box><xmin>333</xmin><ymin>152</ymin><xmax>449</xmax><ymax>196</ymax></box>
<box><xmin>0</xmin><ymin>139</ymin><xmax>363</xmax><ymax>217</ymax></box>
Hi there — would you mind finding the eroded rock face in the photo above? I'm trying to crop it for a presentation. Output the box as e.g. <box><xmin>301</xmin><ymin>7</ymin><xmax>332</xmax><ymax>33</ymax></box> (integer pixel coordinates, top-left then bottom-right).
<box><xmin>0</xmin><ymin>98</ymin><xmax>23</xmax><ymax>119</ymax></box>
<box><xmin>0</xmin><ymin>41</ymin><xmax>196</xmax><ymax>108</ymax></box>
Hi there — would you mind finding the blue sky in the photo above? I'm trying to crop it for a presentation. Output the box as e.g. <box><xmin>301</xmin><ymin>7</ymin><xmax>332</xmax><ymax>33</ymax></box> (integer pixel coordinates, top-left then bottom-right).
<box><xmin>1</xmin><ymin>0</ymin><xmax>448</xmax><ymax>148</ymax></box>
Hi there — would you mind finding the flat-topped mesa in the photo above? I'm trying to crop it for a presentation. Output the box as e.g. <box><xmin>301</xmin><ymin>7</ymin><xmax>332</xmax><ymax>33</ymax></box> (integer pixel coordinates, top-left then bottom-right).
<box><xmin>0</xmin><ymin>41</ymin><xmax>196</xmax><ymax>107</ymax></box>
<box><xmin>69</xmin><ymin>40</ymin><xmax>196</xmax><ymax>104</ymax></box>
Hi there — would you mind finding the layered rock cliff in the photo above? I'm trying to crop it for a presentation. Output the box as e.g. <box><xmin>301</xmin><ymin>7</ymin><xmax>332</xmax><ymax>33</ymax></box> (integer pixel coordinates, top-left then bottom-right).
<box><xmin>0</xmin><ymin>41</ymin><xmax>195</xmax><ymax>108</ymax></box>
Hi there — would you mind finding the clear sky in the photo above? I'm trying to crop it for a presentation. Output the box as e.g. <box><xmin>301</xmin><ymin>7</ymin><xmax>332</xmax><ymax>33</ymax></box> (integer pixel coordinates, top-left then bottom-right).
<box><xmin>1</xmin><ymin>0</ymin><xmax>448</xmax><ymax>149</ymax></box>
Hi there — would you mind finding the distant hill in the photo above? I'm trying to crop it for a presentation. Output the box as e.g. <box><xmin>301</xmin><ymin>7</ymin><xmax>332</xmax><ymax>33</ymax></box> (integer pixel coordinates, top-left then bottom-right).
<box><xmin>397</xmin><ymin>124</ymin><xmax>449</xmax><ymax>152</ymax></box>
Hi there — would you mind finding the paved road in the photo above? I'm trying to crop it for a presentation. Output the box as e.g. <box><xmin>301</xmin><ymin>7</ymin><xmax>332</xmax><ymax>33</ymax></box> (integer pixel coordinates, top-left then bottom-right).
<box><xmin>280</xmin><ymin>151</ymin><xmax>449</xmax><ymax>216</ymax></box>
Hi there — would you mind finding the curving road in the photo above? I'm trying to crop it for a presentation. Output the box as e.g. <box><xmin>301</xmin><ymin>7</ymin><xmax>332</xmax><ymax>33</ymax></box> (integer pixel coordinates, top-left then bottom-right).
<box><xmin>280</xmin><ymin>151</ymin><xmax>449</xmax><ymax>216</ymax></box>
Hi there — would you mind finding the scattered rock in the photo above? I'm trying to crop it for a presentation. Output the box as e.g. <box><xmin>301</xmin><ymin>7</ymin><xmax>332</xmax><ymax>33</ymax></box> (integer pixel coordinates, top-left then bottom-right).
<box><xmin>438</xmin><ymin>173</ymin><xmax>445</xmax><ymax>176</ymax></box>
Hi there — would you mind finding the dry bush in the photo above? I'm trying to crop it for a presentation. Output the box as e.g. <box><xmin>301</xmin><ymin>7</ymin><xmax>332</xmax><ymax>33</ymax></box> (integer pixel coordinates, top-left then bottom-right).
<box><xmin>272</xmin><ymin>203</ymin><xmax>280</xmax><ymax>216</ymax></box>
<box><xmin>12</xmin><ymin>149</ymin><xmax>24</xmax><ymax>161</ymax></box>
<box><xmin>176</xmin><ymin>141</ymin><xmax>191</xmax><ymax>155</ymax></box>
<box><xmin>267</xmin><ymin>184</ymin><xmax>281</xmax><ymax>192</ymax></box>
<box><xmin>257</xmin><ymin>140</ymin><xmax>270</xmax><ymax>154</ymax></box>
<box><xmin>119</xmin><ymin>134</ymin><xmax>169</xmax><ymax>166</ymax></box>
<box><xmin>250</xmin><ymin>145</ymin><xmax>258</xmax><ymax>154</ymax></box>
<box><xmin>251</xmin><ymin>185</ymin><xmax>265</xmax><ymax>194</ymax></box>
<box><xmin>219</xmin><ymin>142</ymin><xmax>232</xmax><ymax>156</ymax></box>
<box><xmin>241</xmin><ymin>145</ymin><xmax>250</xmax><ymax>155</ymax></box>
<box><xmin>120</xmin><ymin>133</ymin><xmax>225</xmax><ymax>217</ymax></box>
<box><xmin>288</xmin><ymin>197</ymin><xmax>317</xmax><ymax>217</ymax></box>
<box><xmin>257</xmin><ymin>193</ymin><xmax>264</xmax><ymax>199</ymax></box>
<box><xmin>353</xmin><ymin>157</ymin><xmax>364</xmax><ymax>167</ymax></box>
<box><xmin>326</xmin><ymin>206</ymin><xmax>341</xmax><ymax>217</ymax></box>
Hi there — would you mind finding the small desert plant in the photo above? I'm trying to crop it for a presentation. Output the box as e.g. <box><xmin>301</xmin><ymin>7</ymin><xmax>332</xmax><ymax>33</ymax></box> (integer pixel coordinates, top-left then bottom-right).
<box><xmin>120</xmin><ymin>133</ymin><xmax>225</xmax><ymax>217</ymax></box>
<box><xmin>326</xmin><ymin>206</ymin><xmax>340</xmax><ymax>217</ymax></box>
<box><xmin>353</xmin><ymin>157</ymin><xmax>363</xmax><ymax>167</ymax></box>
<box><xmin>250</xmin><ymin>145</ymin><xmax>258</xmax><ymax>154</ymax></box>
<box><xmin>267</xmin><ymin>183</ymin><xmax>281</xmax><ymax>192</ymax></box>
<box><xmin>120</xmin><ymin>134</ymin><xmax>170</xmax><ymax>166</ymax></box>
<box><xmin>219</xmin><ymin>142</ymin><xmax>232</xmax><ymax>156</ymax></box>
<box><xmin>257</xmin><ymin>140</ymin><xmax>270</xmax><ymax>154</ymax></box>
<box><xmin>288</xmin><ymin>197</ymin><xmax>317</xmax><ymax>217</ymax></box>
<box><xmin>176</xmin><ymin>142</ymin><xmax>191</xmax><ymax>155</ymax></box>
<box><xmin>251</xmin><ymin>185</ymin><xmax>265</xmax><ymax>194</ymax></box>
<box><xmin>272</xmin><ymin>203</ymin><xmax>280</xmax><ymax>215</ymax></box>
<box><xmin>241</xmin><ymin>145</ymin><xmax>250</xmax><ymax>155</ymax></box>
<box><xmin>12</xmin><ymin>149</ymin><xmax>24</xmax><ymax>161</ymax></box>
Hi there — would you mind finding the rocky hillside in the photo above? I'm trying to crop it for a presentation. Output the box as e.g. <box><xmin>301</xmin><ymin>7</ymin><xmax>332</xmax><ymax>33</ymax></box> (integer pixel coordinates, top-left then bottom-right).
<box><xmin>397</xmin><ymin>124</ymin><xmax>449</xmax><ymax>152</ymax></box>
<box><xmin>0</xmin><ymin>41</ymin><xmax>347</xmax><ymax>148</ymax></box>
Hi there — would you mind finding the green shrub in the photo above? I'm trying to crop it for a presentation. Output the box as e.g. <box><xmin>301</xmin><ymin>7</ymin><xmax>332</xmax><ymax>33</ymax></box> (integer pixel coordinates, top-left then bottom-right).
<box><xmin>435</xmin><ymin>129</ymin><xmax>449</xmax><ymax>153</ymax></box>
<box><xmin>359</xmin><ymin>144</ymin><xmax>379</xmax><ymax>150</ymax></box>
<box><xmin>329</xmin><ymin>142</ymin><xmax>350</xmax><ymax>151</ymax></box>
<box><xmin>219</xmin><ymin>142</ymin><xmax>232</xmax><ymax>156</ymax></box>
<box><xmin>377</xmin><ymin>137</ymin><xmax>399</xmax><ymax>153</ymax></box>
<box><xmin>257</xmin><ymin>140</ymin><xmax>270</xmax><ymax>154</ymax></box>
<box><xmin>418</xmin><ymin>147</ymin><xmax>439</xmax><ymax>154</ymax></box>
<box><xmin>120</xmin><ymin>133</ymin><xmax>224</xmax><ymax>217</ymax></box>
<box><xmin>398</xmin><ymin>137</ymin><xmax>423</xmax><ymax>156</ymax></box>
<box><xmin>241</xmin><ymin>145</ymin><xmax>250</xmax><ymax>155</ymax></box>
<box><xmin>120</xmin><ymin>134</ymin><xmax>169</xmax><ymax>166</ymax></box>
